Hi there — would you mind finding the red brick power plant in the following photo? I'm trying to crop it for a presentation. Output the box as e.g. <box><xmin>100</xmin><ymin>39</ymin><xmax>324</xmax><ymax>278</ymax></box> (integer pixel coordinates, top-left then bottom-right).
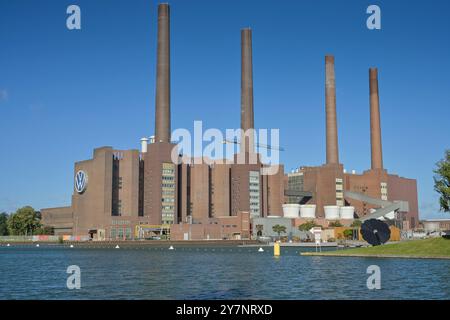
<box><xmin>287</xmin><ymin>58</ymin><xmax>418</xmax><ymax>229</ymax></box>
<box><xmin>41</xmin><ymin>3</ymin><xmax>418</xmax><ymax>240</ymax></box>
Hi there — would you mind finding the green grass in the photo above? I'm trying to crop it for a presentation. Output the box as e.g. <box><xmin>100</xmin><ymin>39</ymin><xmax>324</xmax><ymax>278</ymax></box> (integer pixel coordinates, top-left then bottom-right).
<box><xmin>322</xmin><ymin>237</ymin><xmax>450</xmax><ymax>258</ymax></box>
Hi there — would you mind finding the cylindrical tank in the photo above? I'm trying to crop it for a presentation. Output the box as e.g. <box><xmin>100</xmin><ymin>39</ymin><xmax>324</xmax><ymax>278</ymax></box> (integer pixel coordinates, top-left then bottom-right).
<box><xmin>339</xmin><ymin>206</ymin><xmax>355</xmax><ymax>219</ymax></box>
<box><xmin>300</xmin><ymin>204</ymin><xmax>316</xmax><ymax>218</ymax></box>
<box><xmin>282</xmin><ymin>204</ymin><xmax>300</xmax><ymax>218</ymax></box>
<box><xmin>140</xmin><ymin>137</ymin><xmax>149</xmax><ymax>153</ymax></box>
<box><xmin>324</xmin><ymin>205</ymin><xmax>340</xmax><ymax>220</ymax></box>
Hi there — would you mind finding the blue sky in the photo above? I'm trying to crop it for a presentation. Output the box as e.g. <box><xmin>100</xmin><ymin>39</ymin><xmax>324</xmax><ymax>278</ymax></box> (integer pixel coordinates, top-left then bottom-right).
<box><xmin>0</xmin><ymin>0</ymin><xmax>449</xmax><ymax>219</ymax></box>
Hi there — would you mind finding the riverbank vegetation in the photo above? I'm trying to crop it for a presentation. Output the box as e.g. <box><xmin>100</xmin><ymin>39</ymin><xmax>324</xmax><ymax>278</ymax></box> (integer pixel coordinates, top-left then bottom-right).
<box><xmin>317</xmin><ymin>237</ymin><xmax>450</xmax><ymax>258</ymax></box>
<box><xmin>434</xmin><ymin>149</ymin><xmax>450</xmax><ymax>213</ymax></box>
<box><xmin>0</xmin><ymin>206</ymin><xmax>52</xmax><ymax>236</ymax></box>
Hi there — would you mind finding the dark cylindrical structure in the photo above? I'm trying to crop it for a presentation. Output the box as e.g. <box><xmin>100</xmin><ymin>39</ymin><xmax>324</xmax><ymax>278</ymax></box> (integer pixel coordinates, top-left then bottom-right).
<box><xmin>369</xmin><ymin>68</ymin><xmax>383</xmax><ymax>170</ymax></box>
<box><xmin>325</xmin><ymin>55</ymin><xmax>339</xmax><ymax>164</ymax></box>
<box><xmin>154</xmin><ymin>3</ymin><xmax>171</xmax><ymax>143</ymax></box>
<box><xmin>241</xmin><ymin>28</ymin><xmax>254</xmax><ymax>153</ymax></box>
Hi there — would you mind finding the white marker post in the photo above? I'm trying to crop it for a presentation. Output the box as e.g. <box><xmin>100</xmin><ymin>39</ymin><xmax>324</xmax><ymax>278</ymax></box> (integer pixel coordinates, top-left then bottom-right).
<box><xmin>310</xmin><ymin>227</ymin><xmax>322</xmax><ymax>252</ymax></box>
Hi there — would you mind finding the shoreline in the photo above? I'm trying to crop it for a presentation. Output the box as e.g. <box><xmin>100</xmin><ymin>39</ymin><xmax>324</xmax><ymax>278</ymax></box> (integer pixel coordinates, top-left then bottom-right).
<box><xmin>0</xmin><ymin>240</ymin><xmax>262</xmax><ymax>247</ymax></box>
<box><xmin>301</xmin><ymin>252</ymin><xmax>450</xmax><ymax>260</ymax></box>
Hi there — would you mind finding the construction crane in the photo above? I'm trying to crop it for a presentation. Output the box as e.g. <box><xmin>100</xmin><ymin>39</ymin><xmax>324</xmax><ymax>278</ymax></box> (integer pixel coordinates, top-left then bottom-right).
<box><xmin>222</xmin><ymin>138</ymin><xmax>284</xmax><ymax>151</ymax></box>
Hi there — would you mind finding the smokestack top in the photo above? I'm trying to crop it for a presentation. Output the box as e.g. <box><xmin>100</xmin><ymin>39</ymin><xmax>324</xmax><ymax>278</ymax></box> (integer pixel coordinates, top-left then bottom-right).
<box><xmin>158</xmin><ymin>3</ymin><xmax>169</xmax><ymax>10</ymax></box>
<box><xmin>370</xmin><ymin>67</ymin><xmax>378</xmax><ymax>77</ymax></box>
<box><xmin>325</xmin><ymin>55</ymin><xmax>335</xmax><ymax>63</ymax></box>
<box><xmin>241</xmin><ymin>28</ymin><xmax>252</xmax><ymax>38</ymax></box>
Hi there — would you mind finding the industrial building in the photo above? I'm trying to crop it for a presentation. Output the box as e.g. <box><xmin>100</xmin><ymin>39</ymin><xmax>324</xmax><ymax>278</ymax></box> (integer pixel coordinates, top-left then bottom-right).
<box><xmin>41</xmin><ymin>3</ymin><xmax>419</xmax><ymax>240</ymax></box>
<box><xmin>41</xmin><ymin>3</ymin><xmax>284</xmax><ymax>240</ymax></box>
<box><xmin>285</xmin><ymin>57</ymin><xmax>419</xmax><ymax>230</ymax></box>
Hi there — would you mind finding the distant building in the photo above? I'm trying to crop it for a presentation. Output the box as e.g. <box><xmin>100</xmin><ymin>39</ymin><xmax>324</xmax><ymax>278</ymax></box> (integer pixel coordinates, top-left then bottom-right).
<box><xmin>252</xmin><ymin>217</ymin><xmax>309</xmax><ymax>241</ymax></box>
<box><xmin>421</xmin><ymin>219</ymin><xmax>450</xmax><ymax>233</ymax></box>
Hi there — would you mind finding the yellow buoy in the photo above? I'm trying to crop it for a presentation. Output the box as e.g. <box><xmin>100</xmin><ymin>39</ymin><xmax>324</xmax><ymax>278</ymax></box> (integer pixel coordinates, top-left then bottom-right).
<box><xmin>274</xmin><ymin>242</ymin><xmax>280</xmax><ymax>256</ymax></box>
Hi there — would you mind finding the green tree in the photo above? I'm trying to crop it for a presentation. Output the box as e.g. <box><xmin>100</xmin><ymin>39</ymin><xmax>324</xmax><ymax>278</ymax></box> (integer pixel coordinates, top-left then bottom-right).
<box><xmin>350</xmin><ymin>220</ymin><xmax>362</xmax><ymax>228</ymax></box>
<box><xmin>0</xmin><ymin>212</ymin><xmax>9</xmax><ymax>236</ymax></box>
<box><xmin>298</xmin><ymin>220</ymin><xmax>319</xmax><ymax>231</ymax></box>
<box><xmin>7</xmin><ymin>206</ymin><xmax>41</xmax><ymax>235</ymax></box>
<box><xmin>272</xmin><ymin>224</ymin><xmax>286</xmax><ymax>239</ymax></box>
<box><xmin>329</xmin><ymin>221</ymin><xmax>343</xmax><ymax>227</ymax></box>
<box><xmin>34</xmin><ymin>226</ymin><xmax>54</xmax><ymax>235</ymax></box>
<box><xmin>434</xmin><ymin>149</ymin><xmax>450</xmax><ymax>212</ymax></box>
<box><xmin>343</xmin><ymin>229</ymin><xmax>353</xmax><ymax>240</ymax></box>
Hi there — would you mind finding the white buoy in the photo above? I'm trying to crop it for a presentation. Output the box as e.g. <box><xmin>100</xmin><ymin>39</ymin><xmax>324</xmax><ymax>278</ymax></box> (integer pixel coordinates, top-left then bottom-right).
<box><xmin>169</xmin><ymin>245</ymin><xmax>174</xmax><ymax>250</ymax></box>
<box><xmin>258</xmin><ymin>247</ymin><xmax>264</xmax><ymax>252</ymax></box>
<box><xmin>36</xmin><ymin>244</ymin><xmax>40</xmax><ymax>247</ymax></box>
<box><xmin>115</xmin><ymin>245</ymin><xmax>120</xmax><ymax>249</ymax></box>
<box><xmin>70</xmin><ymin>244</ymin><xmax>74</xmax><ymax>248</ymax></box>
<box><xmin>6</xmin><ymin>243</ymin><xmax>10</xmax><ymax>247</ymax></box>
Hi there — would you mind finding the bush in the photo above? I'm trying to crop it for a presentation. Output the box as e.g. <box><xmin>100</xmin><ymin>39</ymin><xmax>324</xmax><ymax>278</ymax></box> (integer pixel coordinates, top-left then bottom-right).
<box><xmin>298</xmin><ymin>220</ymin><xmax>319</xmax><ymax>231</ymax></box>
<box><xmin>329</xmin><ymin>221</ymin><xmax>343</xmax><ymax>228</ymax></box>
<box><xmin>343</xmin><ymin>229</ymin><xmax>353</xmax><ymax>240</ymax></box>
<box><xmin>351</xmin><ymin>220</ymin><xmax>362</xmax><ymax>228</ymax></box>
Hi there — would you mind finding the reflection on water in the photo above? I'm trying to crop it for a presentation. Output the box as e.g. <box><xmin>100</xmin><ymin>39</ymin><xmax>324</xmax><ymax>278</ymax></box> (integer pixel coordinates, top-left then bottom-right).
<box><xmin>0</xmin><ymin>245</ymin><xmax>449</xmax><ymax>300</ymax></box>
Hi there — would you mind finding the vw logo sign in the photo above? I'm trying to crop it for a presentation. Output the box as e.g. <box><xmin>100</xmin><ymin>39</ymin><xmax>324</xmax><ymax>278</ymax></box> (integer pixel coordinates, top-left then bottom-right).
<box><xmin>75</xmin><ymin>170</ymin><xmax>88</xmax><ymax>194</ymax></box>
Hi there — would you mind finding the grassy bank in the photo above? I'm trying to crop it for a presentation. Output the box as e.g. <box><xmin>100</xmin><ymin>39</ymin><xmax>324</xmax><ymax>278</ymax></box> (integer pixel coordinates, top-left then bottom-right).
<box><xmin>302</xmin><ymin>237</ymin><xmax>450</xmax><ymax>259</ymax></box>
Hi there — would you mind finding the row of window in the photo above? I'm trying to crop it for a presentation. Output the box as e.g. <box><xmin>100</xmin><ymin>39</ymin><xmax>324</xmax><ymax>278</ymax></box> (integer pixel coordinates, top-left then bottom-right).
<box><xmin>111</xmin><ymin>220</ymin><xmax>130</xmax><ymax>225</ymax></box>
<box><xmin>110</xmin><ymin>227</ymin><xmax>132</xmax><ymax>240</ymax></box>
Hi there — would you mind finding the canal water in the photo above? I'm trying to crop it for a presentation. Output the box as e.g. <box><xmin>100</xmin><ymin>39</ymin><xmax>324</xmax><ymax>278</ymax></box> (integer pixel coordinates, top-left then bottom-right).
<box><xmin>1</xmin><ymin>245</ymin><xmax>449</xmax><ymax>299</ymax></box>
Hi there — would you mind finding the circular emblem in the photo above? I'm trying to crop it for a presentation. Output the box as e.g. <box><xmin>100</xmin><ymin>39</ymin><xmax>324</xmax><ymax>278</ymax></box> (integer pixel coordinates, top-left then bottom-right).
<box><xmin>75</xmin><ymin>170</ymin><xmax>88</xmax><ymax>194</ymax></box>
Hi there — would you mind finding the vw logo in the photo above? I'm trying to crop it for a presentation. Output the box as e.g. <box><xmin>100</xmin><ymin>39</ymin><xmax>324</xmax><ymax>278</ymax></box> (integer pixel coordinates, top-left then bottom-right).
<box><xmin>75</xmin><ymin>170</ymin><xmax>88</xmax><ymax>194</ymax></box>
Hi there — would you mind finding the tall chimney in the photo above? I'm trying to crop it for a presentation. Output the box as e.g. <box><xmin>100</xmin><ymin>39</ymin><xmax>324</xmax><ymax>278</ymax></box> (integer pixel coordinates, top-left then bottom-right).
<box><xmin>241</xmin><ymin>28</ymin><xmax>254</xmax><ymax>154</ymax></box>
<box><xmin>369</xmin><ymin>68</ymin><xmax>383</xmax><ymax>170</ymax></box>
<box><xmin>154</xmin><ymin>3</ymin><xmax>171</xmax><ymax>143</ymax></box>
<box><xmin>325</xmin><ymin>55</ymin><xmax>339</xmax><ymax>164</ymax></box>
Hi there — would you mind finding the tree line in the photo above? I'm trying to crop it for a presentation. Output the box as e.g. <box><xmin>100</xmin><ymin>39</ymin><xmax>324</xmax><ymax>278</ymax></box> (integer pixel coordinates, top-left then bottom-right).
<box><xmin>0</xmin><ymin>206</ymin><xmax>53</xmax><ymax>236</ymax></box>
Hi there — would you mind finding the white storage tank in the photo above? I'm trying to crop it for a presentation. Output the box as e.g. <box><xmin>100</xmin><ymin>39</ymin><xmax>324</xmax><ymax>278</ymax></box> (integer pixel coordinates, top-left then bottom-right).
<box><xmin>300</xmin><ymin>204</ymin><xmax>316</xmax><ymax>218</ymax></box>
<box><xmin>282</xmin><ymin>204</ymin><xmax>300</xmax><ymax>218</ymax></box>
<box><xmin>324</xmin><ymin>205</ymin><xmax>340</xmax><ymax>220</ymax></box>
<box><xmin>339</xmin><ymin>206</ymin><xmax>355</xmax><ymax>219</ymax></box>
